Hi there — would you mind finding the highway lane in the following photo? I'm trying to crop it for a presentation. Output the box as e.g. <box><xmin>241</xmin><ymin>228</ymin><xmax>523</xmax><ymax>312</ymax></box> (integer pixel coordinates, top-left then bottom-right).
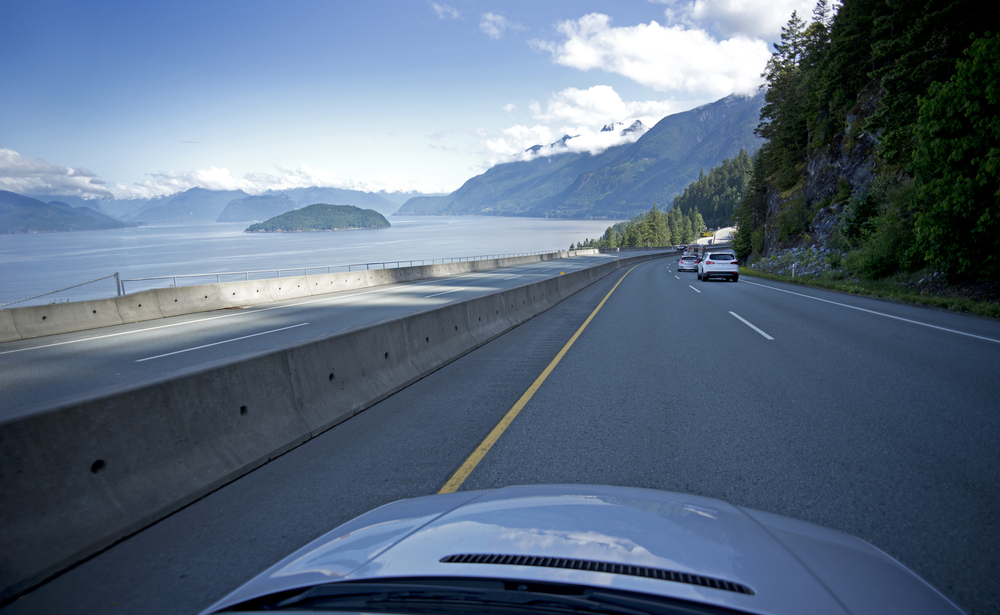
<box><xmin>3</xmin><ymin>257</ymin><xmax>998</xmax><ymax>614</ymax></box>
<box><xmin>0</xmin><ymin>253</ymin><xmax>638</xmax><ymax>417</ymax></box>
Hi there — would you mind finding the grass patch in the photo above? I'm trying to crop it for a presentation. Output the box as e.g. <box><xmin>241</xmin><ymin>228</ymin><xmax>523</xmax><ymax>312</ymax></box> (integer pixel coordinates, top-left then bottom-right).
<box><xmin>740</xmin><ymin>268</ymin><xmax>1000</xmax><ymax>320</ymax></box>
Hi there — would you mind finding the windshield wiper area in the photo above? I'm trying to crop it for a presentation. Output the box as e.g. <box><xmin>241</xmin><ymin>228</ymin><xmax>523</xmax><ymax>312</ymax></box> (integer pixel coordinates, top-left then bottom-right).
<box><xmin>222</xmin><ymin>577</ymin><xmax>747</xmax><ymax>614</ymax></box>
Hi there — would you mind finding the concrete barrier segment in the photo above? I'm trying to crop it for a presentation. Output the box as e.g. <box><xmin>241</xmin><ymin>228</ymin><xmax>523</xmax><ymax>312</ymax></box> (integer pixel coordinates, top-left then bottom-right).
<box><xmin>154</xmin><ymin>284</ymin><xmax>228</xmax><ymax>318</ymax></box>
<box><xmin>217</xmin><ymin>279</ymin><xmax>274</xmax><ymax>307</ymax></box>
<box><xmin>303</xmin><ymin>272</ymin><xmax>350</xmax><ymax>295</ymax></box>
<box><xmin>266</xmin><ymin>275</ymin><xmax>314</xmax><ymax>302</ymax></box>
<box><xmin>7</xmin><ymin>298</ymin><xmax>125</xmax><ymax>339</ymax></box>
<box><xmin>0</xmin><ymin>350</ymin><xmax>307</xmax><ymax>605</ymax></box>
<box><xmin>0</xmin><ymin>308</ymin><xmax>21</xmax><ymax>343</ymax></box>
<box><xmin>114</xmin><ymin>289</ymin><xmax>166</xmax><ymax>323</ymax></box>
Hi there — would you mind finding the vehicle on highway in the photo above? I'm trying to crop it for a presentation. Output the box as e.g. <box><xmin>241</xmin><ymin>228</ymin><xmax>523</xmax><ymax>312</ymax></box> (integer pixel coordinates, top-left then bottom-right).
<box><xmin>698</xmin><ymin>251</ymin><xmax>739</xmax><ymax>282</ymax></box>
<box><xmin>201</xmin><ymin>485</ymin><xmax>963</xmax><ymax>614</ymax></box>
<box><xmin>677</xmin><ymin>255</ymin><xmax>699</xmax><ymax>272</ymax></box>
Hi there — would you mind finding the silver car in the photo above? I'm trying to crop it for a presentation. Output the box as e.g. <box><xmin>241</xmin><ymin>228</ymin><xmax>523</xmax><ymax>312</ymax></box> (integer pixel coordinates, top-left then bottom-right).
<box><xmin>201</xmin><ymin>485</ymin><xmax>963</xmax><ymax>614</ymax></box>
<box><xmin>677</xmin><ymin>255</ymin><xmax>699</xmax><ymax>272</ymax></box>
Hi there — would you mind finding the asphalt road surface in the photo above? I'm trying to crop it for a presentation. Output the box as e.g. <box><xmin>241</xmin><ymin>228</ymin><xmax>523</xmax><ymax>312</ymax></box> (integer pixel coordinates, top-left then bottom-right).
<box><xmin>3</xmin><ymin>257</ymin><xmax>998</xmax><ymax>614</ymax></box>
<box><xmin>0</xmin><ymin>253</ymin><xmax>632</xmax><ymax>418</ymax></box>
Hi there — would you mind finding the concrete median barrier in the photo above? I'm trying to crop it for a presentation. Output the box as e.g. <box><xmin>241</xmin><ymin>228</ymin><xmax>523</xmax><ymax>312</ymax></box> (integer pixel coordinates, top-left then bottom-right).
<box><xmin>7</xmin><ymin>298</ymin><xmax>124</xmax><ymax>340</ymax></box>
<box><xmin>0</xmin><ymin>250</ymin><xmax>664</xmax><ymax>604</ymax></box>
<box><xmin>218</xmin><ymin>278</ymin><xmax>274</xmax><ymax>307</ymax></box>
<box><xmin>154</xmin><ymin>284</ymin><xmax>228</xmax><ymax>318</ymax></box>
<box><xmin>266</xmin><ymin>275</ymin><xmax>314</xmax><ymax>302</ymax></box>
<box><xmin>114</xmin><ymin>289</ymin><xmax>166</xmax><ymax>323</ymax></box>
<box><xmin>0</xmin><ymin>309</ymin><xmax>19</xmax><ymax>343</ymax></box>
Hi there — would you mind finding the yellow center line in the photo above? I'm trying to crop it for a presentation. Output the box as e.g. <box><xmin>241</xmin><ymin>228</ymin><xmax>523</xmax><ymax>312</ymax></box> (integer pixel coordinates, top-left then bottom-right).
<box><xmin>438</xmin><ymin>263</ymin><xmax>641</xmax><ymax>494</ymax></box>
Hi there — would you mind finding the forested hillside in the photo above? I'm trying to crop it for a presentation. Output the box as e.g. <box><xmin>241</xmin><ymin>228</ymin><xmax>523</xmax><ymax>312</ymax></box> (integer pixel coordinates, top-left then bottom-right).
<box><xmin>732</xmin><ymin>0</ymin><xmax>1000</xmax><ymax>283</ymax></box>
<box><xmin>670</xmin><ymin>151</ymin><xmax>753</xmax><ymax>229</ymax></box>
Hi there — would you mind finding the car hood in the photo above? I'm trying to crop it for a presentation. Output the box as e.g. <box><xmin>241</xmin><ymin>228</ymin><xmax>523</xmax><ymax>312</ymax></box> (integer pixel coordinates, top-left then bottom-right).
<box><xmin>202</xmin><ymin>485</ymin><xmax>962</xmax><ymax>614</ymax></box>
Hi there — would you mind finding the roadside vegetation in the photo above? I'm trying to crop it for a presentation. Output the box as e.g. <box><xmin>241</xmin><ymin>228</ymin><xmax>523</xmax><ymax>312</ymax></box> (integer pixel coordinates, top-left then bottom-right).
<box><xmin>729</xmin><ymin>0</ymin><xmax>999</xmax><ymax>310</ymax></box>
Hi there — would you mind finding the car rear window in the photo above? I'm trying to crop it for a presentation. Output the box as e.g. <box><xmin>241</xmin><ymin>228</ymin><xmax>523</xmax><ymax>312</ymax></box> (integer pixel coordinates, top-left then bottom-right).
<box><xmin>709</xmin><ymin>254</ymin><xmax>735</xmax><ymax>260</ymax></box>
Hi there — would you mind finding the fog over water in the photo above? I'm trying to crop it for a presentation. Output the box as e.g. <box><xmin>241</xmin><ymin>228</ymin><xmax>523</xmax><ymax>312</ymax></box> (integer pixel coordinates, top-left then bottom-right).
<box><xmin>0</xmin><ymin>216</ymin><xmax>619</xmax><ymax>305</ymax></box>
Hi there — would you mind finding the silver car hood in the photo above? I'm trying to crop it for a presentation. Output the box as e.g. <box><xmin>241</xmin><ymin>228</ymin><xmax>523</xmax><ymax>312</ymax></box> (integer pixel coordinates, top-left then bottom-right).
<box><xmin>203</xmin><ymin>485</ymin><xmax>962</xmax><ymax>614</ymax></box>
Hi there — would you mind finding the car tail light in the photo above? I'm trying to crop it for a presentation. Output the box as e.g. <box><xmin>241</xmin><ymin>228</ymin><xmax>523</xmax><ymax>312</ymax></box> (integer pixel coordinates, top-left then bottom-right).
<box><xmin>706</xmin><ymin>260</ymin><xmax>714</xmax><ymax>265</ymax></box>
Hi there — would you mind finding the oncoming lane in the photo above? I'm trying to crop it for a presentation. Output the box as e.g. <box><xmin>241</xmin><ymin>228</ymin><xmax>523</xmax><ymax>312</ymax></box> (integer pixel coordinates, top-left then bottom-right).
<box><xmin>0</xmin><ymin>253</ymin><xmax>637</xmax><ymax>416</ymax></box>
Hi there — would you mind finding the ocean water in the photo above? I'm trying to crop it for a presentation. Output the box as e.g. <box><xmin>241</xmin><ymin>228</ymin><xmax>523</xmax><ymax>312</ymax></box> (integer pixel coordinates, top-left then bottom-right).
<box><xmin>0</xmin><ymin>216</ymin><xmax>619</xmax><ymax>305</ymax></box>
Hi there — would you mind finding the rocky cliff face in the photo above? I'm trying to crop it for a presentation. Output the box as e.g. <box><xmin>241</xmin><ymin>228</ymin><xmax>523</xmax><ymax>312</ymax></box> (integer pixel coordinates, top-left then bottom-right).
<box><xmin>762</xmin><ymin>83</ymin><xmax>882</xmax><ymax>253</ymax></box>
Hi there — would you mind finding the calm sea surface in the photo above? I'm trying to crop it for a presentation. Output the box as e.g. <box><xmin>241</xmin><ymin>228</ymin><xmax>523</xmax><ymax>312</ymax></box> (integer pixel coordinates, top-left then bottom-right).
<box><xmin>0</xmin><ymin>216</ymin><xmax>619</xmax><ymax>305</ymax></box>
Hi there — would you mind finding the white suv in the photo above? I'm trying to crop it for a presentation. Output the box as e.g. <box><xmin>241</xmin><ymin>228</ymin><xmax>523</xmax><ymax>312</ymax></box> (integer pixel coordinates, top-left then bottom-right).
<box><xmin>698</xmin><ymin>251</ymin><xmax>739</xmax><ymax>282</ymax></box>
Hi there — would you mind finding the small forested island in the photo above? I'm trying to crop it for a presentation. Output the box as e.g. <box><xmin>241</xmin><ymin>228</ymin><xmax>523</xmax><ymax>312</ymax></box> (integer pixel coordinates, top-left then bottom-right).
<box><xmin>244</xmin><ymin>203</ymin><xmax>390</xmax><ymax>233</ymax></box>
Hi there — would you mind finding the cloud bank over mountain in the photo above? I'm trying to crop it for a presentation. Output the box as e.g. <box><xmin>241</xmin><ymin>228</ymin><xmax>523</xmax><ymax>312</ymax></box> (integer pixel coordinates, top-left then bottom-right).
<box><xmin>0</xmin><ymin>149</ymin><xmax>114</xmax><ymax>199</ymax></box>
<box><xmin>0</xmin><ymin>150</ymin><xmax>450</xmax><ymax>201</ymax></box>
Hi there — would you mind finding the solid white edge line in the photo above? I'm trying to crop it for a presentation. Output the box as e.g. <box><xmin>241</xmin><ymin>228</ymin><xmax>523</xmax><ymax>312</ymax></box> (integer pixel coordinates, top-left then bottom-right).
<box><xmin>425</xmin><ymin>288</ymin><xmax>465</xmax><ymax>298</ymax></box>
<box><xmin>742</xmin><ymin>280</ymin><xmax>1000</xmax><ymax>345</ymax></box>
<box><xmin>689</xmin><ymin>285</ymin><xmax>701</xmax><ymax>293</ymax></box>
<box><xmin>136</xmin><ymin>323</ymin><xmax>310</xmax><ymax>362</ymax></box>
<box><xmin>729</xmin><ymin>311</ymin><xmax>774</xmax><ymax>340</ymax></box>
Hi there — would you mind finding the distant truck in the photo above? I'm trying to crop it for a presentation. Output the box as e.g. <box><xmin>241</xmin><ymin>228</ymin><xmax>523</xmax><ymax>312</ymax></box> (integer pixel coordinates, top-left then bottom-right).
<box><xmin>688</xmin><ymin>243</ymin><xmax>733</xmax><ymax>261</ymax></box>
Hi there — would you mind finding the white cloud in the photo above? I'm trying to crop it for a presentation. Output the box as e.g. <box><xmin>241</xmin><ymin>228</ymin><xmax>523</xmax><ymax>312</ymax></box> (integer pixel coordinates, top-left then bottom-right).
<box><xmin>480</xmin><ymin>12</ymin><xmax>525</xmax><ymax>40</ymax></box>
<box><xmin>502</xmin><ymin>103</ymin><xmax>516</xmax><ymax>114</ymax></box>
<box><xmin>113</xmin><ymin>164</ymin><xmax>453</xmax><ymax>199</ymax></box>
<box><xmin>0</xmin><ymin>149</ymin><xmax>456</xmax><ymax>201</ymax></box>
<box><xmin>484</xmin><ymin>124</ymin><xmax>554</xmax><ymax>160</ymax></box>
<box><xmin>481</xmin><ymin>121</ymin><xmax>648</xmax><ymax>169</ymax></box>
<box><xmin>530</xmin><ymin>85</ymin><xmax>673</xmax><ymax>129</ymax></box>
<box><xmin>0</xmin><ymin>148</ymin><xmax>114</xmax><ymax>199</ymax></box>
<box><xmin>431</xmin><ymin>2</ymin><xmax>460</xmax><ymax>19</ymax></box>
<box><xmin>476</xmin><ymin>85</ymin><xmax>673</xmax><ymax>170</ymax></box>
<box><xmin>652</xmin><ymin>0</ymin><xmax>820</xmax><ymax>40</ymax></box>
<box><xmin>530</xmin><ymin>13</ymin><xmax>769</xmax><ymax>97</ymax></box>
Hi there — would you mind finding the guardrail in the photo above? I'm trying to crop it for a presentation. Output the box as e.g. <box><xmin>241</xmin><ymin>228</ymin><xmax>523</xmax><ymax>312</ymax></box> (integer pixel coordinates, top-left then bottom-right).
<box><xmin>0</xmin><ymin>273</ymin><xmax>122</xmax><ymax>309</ymax></box>
<box><xmin>117</xmin><ymin>251</ymin><xmax>558</xmax><ymax>294</ymax></box>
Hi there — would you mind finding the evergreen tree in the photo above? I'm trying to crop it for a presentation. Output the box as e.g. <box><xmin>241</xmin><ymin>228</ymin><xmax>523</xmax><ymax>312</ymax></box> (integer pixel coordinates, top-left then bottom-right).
<box><xmin>912</xmin><ymin>32</ymin><xmax>1000</xmax><ymax>278</ymax></box>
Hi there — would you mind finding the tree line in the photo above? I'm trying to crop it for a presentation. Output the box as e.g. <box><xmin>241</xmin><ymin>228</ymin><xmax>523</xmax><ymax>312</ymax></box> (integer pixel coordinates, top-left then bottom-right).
<box><xmin>572</xmin><ymin>204</ymin><xmax>708</xmax><ymax>250</ymax></box>
<box><xmin>732</xmin><ymin>0</ymin><xmax>1000</xmax><ymax>280</ymax></box>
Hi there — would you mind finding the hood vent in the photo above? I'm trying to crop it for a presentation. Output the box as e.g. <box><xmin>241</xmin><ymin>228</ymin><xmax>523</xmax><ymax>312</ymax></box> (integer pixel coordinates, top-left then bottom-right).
<box><xmin>440</xmin><ymin>553</ymin><xmax>754</xmax><ymax>596</ymax></box>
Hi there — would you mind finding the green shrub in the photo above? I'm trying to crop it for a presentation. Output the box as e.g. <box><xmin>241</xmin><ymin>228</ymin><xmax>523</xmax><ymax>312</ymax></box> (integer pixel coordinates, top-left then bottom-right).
<box><xmin>843</xmin><ymin>208</ymin><xmax>918</xmax><ymax>279</ymax></box>
<box><xmin>775</xmin><ymin>196</ymin><xmax>811</xmax><ymax>241</ymax></box>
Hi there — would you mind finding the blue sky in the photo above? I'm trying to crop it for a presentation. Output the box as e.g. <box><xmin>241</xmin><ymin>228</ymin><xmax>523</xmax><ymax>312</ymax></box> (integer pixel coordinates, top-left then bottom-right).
<box><xmin>0</xmin><ymin>0</ymin><xmax>818</xmax><ymax>200</ymax></box>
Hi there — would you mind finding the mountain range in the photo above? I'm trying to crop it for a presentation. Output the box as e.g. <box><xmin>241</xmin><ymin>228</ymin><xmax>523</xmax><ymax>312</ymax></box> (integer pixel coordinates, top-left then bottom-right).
<box><xmin>398</xmin><ymin>92</ymin><xmax>765</xmax><ymax>219</ymax></box>
<box><xmin>23</xmin><ymin>186</ymin><xmax>418</xmax><ymax>226</ymax></box>
<box><xmin>0</xmin><ymin>191</ymin><xmax>143</xmax><ymax>233</ymax></box>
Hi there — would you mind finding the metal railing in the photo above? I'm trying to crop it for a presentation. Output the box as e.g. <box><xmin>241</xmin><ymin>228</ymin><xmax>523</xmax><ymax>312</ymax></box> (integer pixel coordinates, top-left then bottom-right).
<box><xmin>0</xmin><ymin>273</ymin><xmax>123</xmax><ymax>309</ymax></box>
<box><xmin>117</xmin><ymin>250</ymin><xmax>560</xmax><ymax>294</ymax></box>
